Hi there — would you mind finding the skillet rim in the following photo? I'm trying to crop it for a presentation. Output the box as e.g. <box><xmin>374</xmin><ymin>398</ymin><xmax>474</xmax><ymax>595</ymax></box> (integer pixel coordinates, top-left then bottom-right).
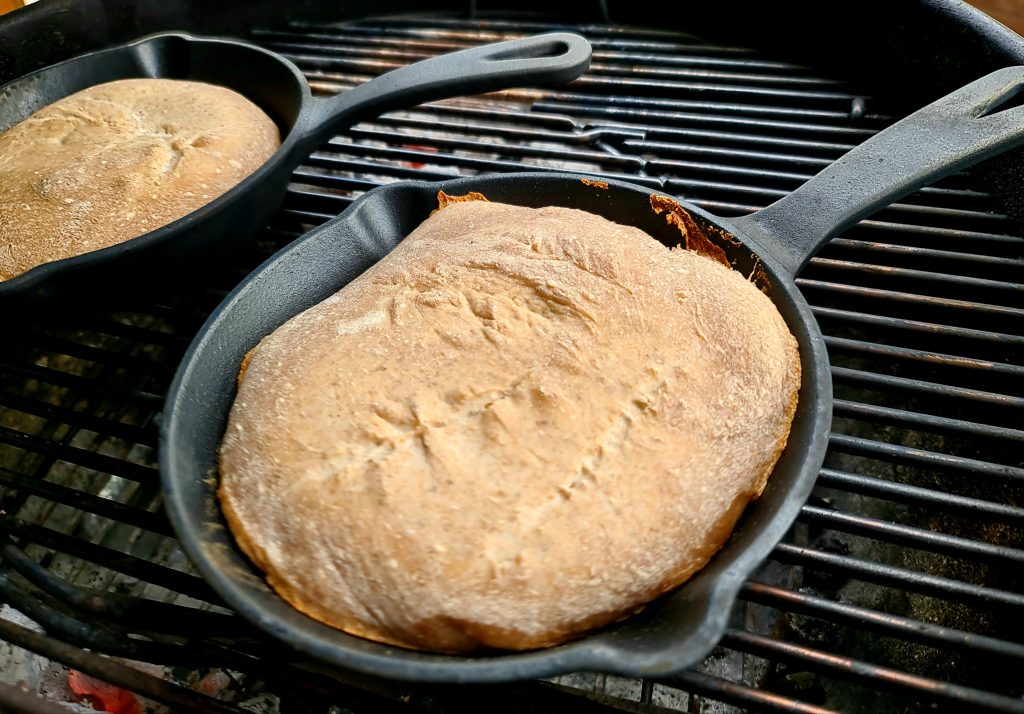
<box><xmin>0</xmin><ymin>30</ymin><xmax>310</xmax><ymax>298</ymax></box>
<box><xmin>159</xmin><ymin>171</ymin><xmax>832</xmax><ymax>682</ymax></box>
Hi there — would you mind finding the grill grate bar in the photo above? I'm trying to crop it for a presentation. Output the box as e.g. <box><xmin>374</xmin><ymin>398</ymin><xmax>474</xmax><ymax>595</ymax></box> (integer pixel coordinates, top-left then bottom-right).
<box><xmin>801</xmin><ymin>282</ymin><xmax>1024</xmax><ymax>324</ymax></box>
<box><xmin>608</xmin><ymin>67</ymin><xmax>833</xmax><ymax>91</ymax></box>
<box><xmin>848</xmin><ymin>220</ymin><xmax>1024</xmax><ymax>254</ymax></box>
<box><xmin>741</xmin><ymin>580</ymin><xmax>1024</xmax><ymax>661</ymax></box>
<box><xmin>664</xmin><ymin>176</ymin><xmax>785</xmax><ymax>199</ymax></box>
<box><xmin>67</xmin><ymin>316</ymin><xmax>191</xmax><ymax>348</ymax></box>
<box><xmin>624</xmin><ymin>126</ymin><xmax>857</xmax><ymax>152</ymax></box>
<box><xmin>662</xmin><ymin>670</ymin><xmax>839</xmax><ymax>714</ymax></box>
<box><xmin>284</xmin><ymin>188</ymin><xmax>357</xmax><ymax>217</ymax></box>
<box><xmin>388</xmin><ymin>102</ymin><xmax>580</xmax><ymax>129</ymax></box>
<box><xmin>684</xmin><ymin>198</ymin><xmax>760</xmax><ymax>215</ymax></box>
<box><xmin>842</xmin><ymin>202</ymin><xmax>1013</xmax><ymax>227</ymax></box>
<box><xmin>532</xmin><ymin>102</ymin><xmax>877</xmax><ymax>137</ymax></box>
<box><xmin>669</xmin><ymin>182</ymin><xmax>1007</xmax><ymax>231</ymax></box>
<box><xmin>336</xmin><ymin>130</ymin><xmax>645</xmax><ymax>167</ymax></box>
<box><xmin>828</xmin><ymin>433</ymin><xmax>1024</xmax><ymax>482</ymax></box>
<box><xmin>0</xmin><ymin>391</ymin><xmax>156</xmax><ymax>447</ymax></box>
<box><xmin>0</xmin><ymin>542</ymin><xmax>240</xmax><ymax>633</ymax></box>
<box><xmin>0</xmin><ymin>426</ymin><xmax>157</xmax><ymax>484</ymax></box>
<box><xmin>771</xmin><ymin>543</ymin><xmax>1024</xmax><ymax>610</ymax></box>
<box><xmin>806</xmin><ymin>259</ymin><xmax>1023</xmax><ymax>301</ymax></box>
<box><xmin>0</xmin><ymin>520</ymin><xmax>216</xmax><ymax>603</ymax></box>
<box><xmin>543</xmin><ymin>91</ymin><xmax>885</xmax><ymax>122</ymax></box>
<box><xmin>0</xmin><ymin>467</ymin><xmax>170</xmax><ymax>537</ymax></box>
<box><xmin>278</xmin><ymin>206</ymin><xmax>342</xmax><ymax>227</ymax></box>
<box><xmin>0</xmin><ymin>331</ymin><xmax>174</xmax><ymax>377</ymax></box>
<box><xmin>291</xmin><ymin>170</ymin><xmax>384</xmax><ymax>193</ymax></box>
<box><xmin>0</xmin><ymin>618</ymin><xmax>247</xmax><ymax>714</ymax></box>
<box><xmin>811</xmin><ymin>306</ymin><xmax>1022</xmax><ymax>347</ymax></box>
<box><xmin>816</xmin><ymin>467</ymin><xmax>1024</xmax><ymax>524</ymax></box>
<box><xmin>299</xmin><ymin>153</ymin><xmax>454</xmax><ymax>180</ymax></box>
<box><xmin>824</xmin><ymin>238</ymin><xmax>1021</xmax><ymax>267</ymax></box>
<box><xmin>322</xmin><ymin>133</ymin><xmax>645</xmax><ymax>168</ymax></box>
<box><xmin>831</xmin><ymin>400</ymin><xmax>1024</xmax><ymax>443</ymax></box>
<box><xmin>0</xmin><ymin>361</ymin><xmax>163</xmax><ymax>407</ymax></box>
<box><xmin>627</xmin><ymin>140</ymin><xmax>842</xmax><ymax>167</ymax></box>
<box><xmin>653</xmin><ymin>159</ymin><xmax>820</xmax><ymax>184</ymax></box>
<box><xmin>831</xmin><ymin>366</ymin><xmax>1023</xmax><ymax>412</ymax></box>
<box><xmin>361</xmin><ymin>116</ymin><xmax>643</xmax><ymax>145</ymax></box>
<box><xmin>0</xmin><ymin>570</ymin><xmax>191</xmax><ymax>663</ymax></box>
<box><xmin>721</xmin><ymin>629</ymin><xmax>1024</xmax><ymax>713</ymax></box>
<box><xmin>798</xmin><ymin>503</ymin><xmax>1024</xmax><ymax>566</ymax></box>
<box><xmin>595</xmin><ymin>51</ymin><xmax>818</xmax><ymax>72</ymax></box>
<box><xmin>301</xmin><ymin>152</ymin><xmax>665</xmax><ymax>186</ymax></box>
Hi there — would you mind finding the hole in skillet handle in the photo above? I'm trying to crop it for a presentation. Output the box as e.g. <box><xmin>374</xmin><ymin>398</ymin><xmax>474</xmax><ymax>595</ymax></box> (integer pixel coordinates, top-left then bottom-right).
<box><xmin>976</xmin><ymin>76</ymin><xmax>1024</xmax><ymax>117</ymax></box>
<box><xmin>163</xmin><ymin>173</ymin><xmax>828</xmax><ymax>682</ymax></box>
<box><xmin>485</xmin><ymin>37</ymin><xmax>573</xmax><ymax>61</ymax></box>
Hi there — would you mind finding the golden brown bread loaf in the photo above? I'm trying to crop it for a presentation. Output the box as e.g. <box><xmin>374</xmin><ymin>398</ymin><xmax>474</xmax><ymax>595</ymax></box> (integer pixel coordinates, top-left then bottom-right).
<box><xmin>0</xmin><ymin>78</ymin><xmax>280</xmax><ymax>280</ymax></box>
<box><xmin>218</xmin><ymin>199</ymin><xmax>801</xmax><ymax>652</ymax></box>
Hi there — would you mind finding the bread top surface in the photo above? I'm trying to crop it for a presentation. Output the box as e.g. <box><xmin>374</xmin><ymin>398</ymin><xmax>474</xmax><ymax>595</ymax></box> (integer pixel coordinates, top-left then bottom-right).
<box><xmin>218</xmin><ymin>200</ymin><xmax>801</xmax><ymax>652</ymax></box>
<box><xmin>0</xmin><ymin>78</ymin><xmax>281</xmax><ymax>280</ymax></box>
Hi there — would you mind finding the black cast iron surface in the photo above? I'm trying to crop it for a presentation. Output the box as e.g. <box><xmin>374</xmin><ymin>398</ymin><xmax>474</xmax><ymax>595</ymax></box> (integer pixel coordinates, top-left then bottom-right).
<box><xmin>0</xmin><ymin>8</ymin><xmax>1022</xmax><ymax>714</ymax></box>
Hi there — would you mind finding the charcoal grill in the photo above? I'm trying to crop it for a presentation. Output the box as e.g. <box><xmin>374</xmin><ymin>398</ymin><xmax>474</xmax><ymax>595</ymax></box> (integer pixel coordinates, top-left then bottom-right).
<box><xmin>0</xmin><ymin>1</ymin><xmax>1022</xmax><ymax>712</ymax></box>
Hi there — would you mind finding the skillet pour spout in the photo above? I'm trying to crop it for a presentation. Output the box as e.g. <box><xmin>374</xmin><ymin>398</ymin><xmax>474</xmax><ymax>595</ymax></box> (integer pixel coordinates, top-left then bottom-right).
<box><xmin>161</xmin><ymin>66</ymin><xmax>1024</xmax><ymax>682</ymax></box>
<box><xmin>0</xmin><ymin>31</ymin><xmax>592</xmax><ymax>308</ymax></box>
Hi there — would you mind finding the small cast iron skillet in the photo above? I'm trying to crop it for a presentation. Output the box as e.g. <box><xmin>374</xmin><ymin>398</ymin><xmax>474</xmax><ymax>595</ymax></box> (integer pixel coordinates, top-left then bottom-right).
<box><xmin>162</xmin><ymin>67</ymin><xmax>1024</xmax><ymax>682</ymax></box>
<box><xmin>0</xmin><ymin>30</ymin><xmax>591</xmax><ymax>306</ymax></box>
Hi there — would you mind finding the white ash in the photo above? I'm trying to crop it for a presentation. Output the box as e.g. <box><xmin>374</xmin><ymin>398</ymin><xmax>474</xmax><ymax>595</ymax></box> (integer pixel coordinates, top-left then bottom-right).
<box><xmin>239</xmin><ymin>692</ymin><xmax>281</xmax><ymax>714</ymax></box>
<box><xmin>0</xmin><ymin>606</ymin><xmax>43</xmax><ymax>693</ymax></box>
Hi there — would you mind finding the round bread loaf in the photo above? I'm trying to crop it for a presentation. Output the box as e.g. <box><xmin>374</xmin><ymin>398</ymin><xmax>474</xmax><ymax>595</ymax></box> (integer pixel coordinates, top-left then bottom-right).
<box><xmin>219</xmin><ymin>199</ymin><xmax>801</xmax><ymax>652</ymax></box>
<box><xmin>0</xmin><ymin>78</ymin><xmax>280</xmax><ymax>280</ymax></box>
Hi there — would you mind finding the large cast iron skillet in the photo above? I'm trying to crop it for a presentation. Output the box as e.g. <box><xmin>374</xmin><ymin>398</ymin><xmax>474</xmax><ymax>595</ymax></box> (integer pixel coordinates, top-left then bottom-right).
<box><xmin>0</xmin><ymin>30</ymin><xmax>590</xmax><ymax>306</ymax></box>
<box><xmin>162</xmin><ymin>67</ymin><xmax>1024</xmax><ymax>682</ymax></box>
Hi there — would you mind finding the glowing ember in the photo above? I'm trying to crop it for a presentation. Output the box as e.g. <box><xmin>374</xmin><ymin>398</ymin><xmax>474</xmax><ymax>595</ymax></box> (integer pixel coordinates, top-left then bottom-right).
<box><xmin>67</xmin><ymin>670</ymin><xmax>142</xmax><ymax>714</ymax></box>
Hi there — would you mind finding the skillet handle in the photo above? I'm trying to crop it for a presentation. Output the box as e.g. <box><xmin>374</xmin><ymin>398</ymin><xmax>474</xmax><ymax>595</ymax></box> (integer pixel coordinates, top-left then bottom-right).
<box><xmin>730</xmin><ymin>66</ymin><xmax>1024</xmax><ymax>277</ymax></box>
<box><xmin>295</xmin><ymin>33</ymin><xmax>591</xmax><ymax>151</ymax></box>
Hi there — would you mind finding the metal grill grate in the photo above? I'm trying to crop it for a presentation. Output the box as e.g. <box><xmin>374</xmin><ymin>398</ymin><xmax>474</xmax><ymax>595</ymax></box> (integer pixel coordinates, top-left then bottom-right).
<box><xmin>0</xmin><ymin>12</ymin><xmax>1022</xmax><ymax>714</ymax></box>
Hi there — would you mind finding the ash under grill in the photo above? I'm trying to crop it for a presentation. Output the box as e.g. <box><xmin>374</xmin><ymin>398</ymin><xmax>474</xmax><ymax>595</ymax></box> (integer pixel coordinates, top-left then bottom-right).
<box><xmin>0</xmin><ymin>11</ymin><xmax>1022</xmax><ymax>714</ymax></box>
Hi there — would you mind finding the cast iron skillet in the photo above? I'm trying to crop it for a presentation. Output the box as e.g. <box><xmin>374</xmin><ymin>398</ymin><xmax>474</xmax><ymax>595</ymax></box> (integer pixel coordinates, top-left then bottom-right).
<box><xmin>0</xmin><ymin>30</ymin><xmax>590</xmax><ymax>306</ymax></box>
<box><xmin>162</xmin><ymin>67</ymin><xmax>1024</xmax><ymax>682</ymax></box>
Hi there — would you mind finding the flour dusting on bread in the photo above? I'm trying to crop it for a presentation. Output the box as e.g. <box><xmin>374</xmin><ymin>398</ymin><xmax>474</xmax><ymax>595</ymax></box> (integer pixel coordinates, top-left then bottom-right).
<box><xmin>0</xmin><ymin>78</ymin><xmax>280</xmax><ymax>280</ymax></box>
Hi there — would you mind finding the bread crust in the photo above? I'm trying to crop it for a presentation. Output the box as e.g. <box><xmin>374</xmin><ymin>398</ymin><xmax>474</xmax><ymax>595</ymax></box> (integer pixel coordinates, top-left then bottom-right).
<box><xmin>0</xmin><ymin>78</ymin><xmax>280</xmax><ymax>280</ymax></box>
<box><xmin>219</xmin><ymin>201</ymin><xmax>801</xmax><ymax>652</ymax></box>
